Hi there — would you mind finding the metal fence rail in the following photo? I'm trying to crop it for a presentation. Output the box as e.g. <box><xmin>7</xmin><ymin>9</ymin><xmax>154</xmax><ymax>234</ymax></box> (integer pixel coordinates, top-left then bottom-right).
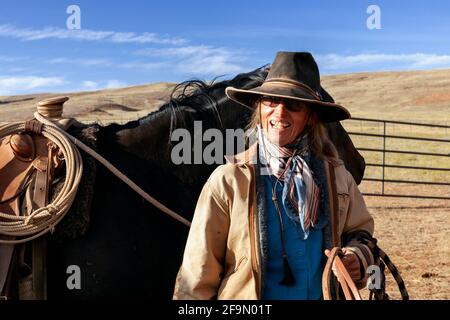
<box><xmin>357</xmin><ymin>147</ymin><xmax>448</xmax><ymax>158</ymax></box>
<box><xmin>347</xmin><ymin>131</ymin><xmax>449</xmax><ymax>143</ymax></box>
<box><xmin>347</xmin><ymin>117</ymin><xmax>450</xmax><ymax>200</ymax></box>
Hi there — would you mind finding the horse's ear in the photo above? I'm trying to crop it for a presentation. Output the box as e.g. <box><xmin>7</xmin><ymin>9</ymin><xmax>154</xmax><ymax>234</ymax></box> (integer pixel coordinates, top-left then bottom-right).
<box><xmin>320</xmin><ymin>86</ymin><xmax>335</xmax><ymax>103</ymax></box>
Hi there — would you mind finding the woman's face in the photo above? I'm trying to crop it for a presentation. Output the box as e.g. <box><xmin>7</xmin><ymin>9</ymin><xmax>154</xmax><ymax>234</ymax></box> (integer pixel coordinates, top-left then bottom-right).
<box><xmin>259</xmin><ymin>96</ymin><xmax>311</xmax><ymax>146</ymax></box>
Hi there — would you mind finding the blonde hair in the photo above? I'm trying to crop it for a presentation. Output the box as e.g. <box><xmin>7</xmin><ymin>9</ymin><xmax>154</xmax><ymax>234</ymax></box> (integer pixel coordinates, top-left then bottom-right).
<box><xmin>247</xmin><ymin>102</ymin><xmax>339</xmax><ymax>160</ymax></box>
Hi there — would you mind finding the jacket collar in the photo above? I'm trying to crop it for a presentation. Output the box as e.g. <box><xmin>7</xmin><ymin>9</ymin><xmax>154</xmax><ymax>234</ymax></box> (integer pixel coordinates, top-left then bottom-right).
<box><xmin>225</xmin><ymin>143</ymin><xmax>258</xmax><ymax>165</ymax></box>
<box><xmin>225</xmin><ymin>142</ymin><xmax>345</xmax><ymax>168</ymax></box>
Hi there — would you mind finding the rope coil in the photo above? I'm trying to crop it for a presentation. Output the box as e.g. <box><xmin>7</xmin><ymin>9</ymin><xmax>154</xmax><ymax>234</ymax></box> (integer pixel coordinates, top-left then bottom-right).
<box><xmin>0</xmin><ymin>113</ymin><xmax>83</xmax><ymax>244</ymax></box>
<box><xmin>1</xmin><ymin>111</ymin><xmax>191</xmax><ymax>245</ymax></box>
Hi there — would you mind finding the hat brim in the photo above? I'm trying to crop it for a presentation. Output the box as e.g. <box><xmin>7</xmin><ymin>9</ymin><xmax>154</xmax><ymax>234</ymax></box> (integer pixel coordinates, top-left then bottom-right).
<box><xmin>225</xmin><ymin>85</ymin><xmax>350</xmax><ymax>123</ymax></box>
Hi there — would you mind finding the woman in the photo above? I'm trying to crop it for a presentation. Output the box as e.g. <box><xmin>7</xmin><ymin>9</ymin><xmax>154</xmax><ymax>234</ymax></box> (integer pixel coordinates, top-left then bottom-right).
<box><xmin>173</xmin><ymin>52</ymin><xmax>374</xmax><ymax>300</ymax></box>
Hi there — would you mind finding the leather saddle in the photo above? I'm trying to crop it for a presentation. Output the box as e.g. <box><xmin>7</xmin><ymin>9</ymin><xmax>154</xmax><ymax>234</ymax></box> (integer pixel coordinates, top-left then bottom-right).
<box><xmin>0</xmin><ymin>123</ymin><xmax>64</xmax><ymax>299</ymax></box>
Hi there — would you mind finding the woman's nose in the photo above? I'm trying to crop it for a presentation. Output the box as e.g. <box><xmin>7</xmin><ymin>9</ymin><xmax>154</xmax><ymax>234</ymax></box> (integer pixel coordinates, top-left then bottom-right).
<box><xmin>273</xmin><ymin>102</ymin><xmax>289</xmax><ymax>116</ymax></box>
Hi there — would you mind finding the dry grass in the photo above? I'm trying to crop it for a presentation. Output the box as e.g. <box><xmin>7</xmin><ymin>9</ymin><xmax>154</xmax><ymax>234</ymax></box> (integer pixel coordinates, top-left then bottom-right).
<box><xmin>342</xmin><ymin>121</ymin><xmax>450</xmax><ymax>184</ymax></box>
<box><xmin>1</xmin><ymin>68</ymin><xmax>450</xmax><ymax>299</ymax></box>
<box><xmin>0</xmin><ymin>82</ymin><xmax>175</xmax><ymax>123</ymax></box>
<box><xmin>321</xmin><ymin>68</ymin><xmax>450</xmax><ymax>123</ymax></box>
<box><xmin>359</xmin><ymin>193</ymin><xmax>450</xmax><ymax>300</ymax></box>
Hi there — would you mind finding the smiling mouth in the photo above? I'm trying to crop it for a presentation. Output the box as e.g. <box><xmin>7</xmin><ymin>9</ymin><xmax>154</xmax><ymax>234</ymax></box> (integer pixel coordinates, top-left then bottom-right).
<box><xmin>269</xmin><ymin>120</ymin><xmax>291</xmax><ymax>129</ymax></box>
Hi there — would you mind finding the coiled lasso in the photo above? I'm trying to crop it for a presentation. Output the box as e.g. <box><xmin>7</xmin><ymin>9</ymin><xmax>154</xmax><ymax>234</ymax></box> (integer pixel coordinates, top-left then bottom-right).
<box><xmin>0</xmin><ymin>112</ymin><xmax>83</xmax><ymax>244</ymax></box>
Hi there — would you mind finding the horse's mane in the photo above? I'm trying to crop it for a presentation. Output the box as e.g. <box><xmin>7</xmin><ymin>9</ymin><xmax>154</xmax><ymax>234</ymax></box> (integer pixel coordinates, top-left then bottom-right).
<box><xmin>168</xmin><ymin>65</ymin><xmax>268</xmax><ymax>112</ymax></box>
<box><xmin>137</xmin><ymin>66</ymin><xmax>268</xmax><ymax>130</ymax></box>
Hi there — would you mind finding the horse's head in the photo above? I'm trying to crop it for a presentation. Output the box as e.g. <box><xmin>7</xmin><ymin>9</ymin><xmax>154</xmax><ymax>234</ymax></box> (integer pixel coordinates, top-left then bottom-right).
<box><xmin>166</xmin><ymin>66</ymin><xmax>268</xmax><ymax>134</ymax></box>
<box><xmin>112</xmin><ymin>66</ymin><xmax>268</xmax><ymax>187</ymax></box>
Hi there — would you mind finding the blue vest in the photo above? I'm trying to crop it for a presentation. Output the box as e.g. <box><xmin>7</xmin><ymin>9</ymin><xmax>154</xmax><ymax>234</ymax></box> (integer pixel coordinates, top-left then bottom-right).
<box><xmin>262</xmin><ymin>175</ymin><xmax>323</xmax><ymax>300</ymax></box>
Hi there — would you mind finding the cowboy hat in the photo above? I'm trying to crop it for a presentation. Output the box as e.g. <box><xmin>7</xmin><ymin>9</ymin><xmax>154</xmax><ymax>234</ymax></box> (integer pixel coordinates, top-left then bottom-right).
<box><xmin>225</xmin><ymin>52</ymin><xmax>350</xmax><ymax>122</ymax></box>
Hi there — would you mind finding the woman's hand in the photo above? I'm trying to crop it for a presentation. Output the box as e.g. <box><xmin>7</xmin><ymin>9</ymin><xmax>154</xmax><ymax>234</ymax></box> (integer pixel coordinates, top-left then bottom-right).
<box><xmin>325</xmin><ymin>248</ymin><xmax>361</xmax><ymax>283</ymax></box>
<box><xmin>340</xmin><ymin>248</ymin><xmax>361</xmax><ymax>282</ymax></box>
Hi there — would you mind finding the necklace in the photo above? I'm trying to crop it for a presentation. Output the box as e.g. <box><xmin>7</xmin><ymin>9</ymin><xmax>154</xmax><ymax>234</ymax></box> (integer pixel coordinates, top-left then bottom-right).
<box><xmin>269</xmin><ymin>153</ymin><xmax>297</xmax><ymax>286</ymax></box>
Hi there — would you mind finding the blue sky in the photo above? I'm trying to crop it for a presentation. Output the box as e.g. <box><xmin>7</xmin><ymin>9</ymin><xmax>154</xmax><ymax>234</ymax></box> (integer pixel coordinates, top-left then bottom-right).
<box><xmin>1</xmin><ymin>0</ymin><xmax>450</xmax><ymax>95</ymax></box>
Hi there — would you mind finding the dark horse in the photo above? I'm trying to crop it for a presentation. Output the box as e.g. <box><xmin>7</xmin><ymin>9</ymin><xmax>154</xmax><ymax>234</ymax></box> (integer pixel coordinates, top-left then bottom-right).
<box><xmin>46</xmin><ymin>66</ymin><xmax>365</xmax><ymax>299</ymax></box>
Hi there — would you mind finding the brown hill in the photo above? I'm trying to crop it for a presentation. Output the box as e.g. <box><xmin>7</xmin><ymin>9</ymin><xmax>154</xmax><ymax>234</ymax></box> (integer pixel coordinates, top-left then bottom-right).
<box><xmin>1</xmin><ymin>68</ymin><xmax>450</xmax><ymax>124</ymax></box>
<box><xmin>322</xmin><ymin>68</ymin><xmax>450</xmax><ymax>123</ymax></box>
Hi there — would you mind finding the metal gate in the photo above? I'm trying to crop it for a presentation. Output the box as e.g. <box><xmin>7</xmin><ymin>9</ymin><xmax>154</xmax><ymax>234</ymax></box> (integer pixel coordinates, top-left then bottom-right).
<box><xmin>346</xmin><ymin>117</ymin><xmax>450</xmax><ymax>200</ymax></box>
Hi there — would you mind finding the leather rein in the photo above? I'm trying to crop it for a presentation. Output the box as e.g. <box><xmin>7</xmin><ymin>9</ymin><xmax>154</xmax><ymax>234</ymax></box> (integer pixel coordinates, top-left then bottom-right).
<box><xmin>322</xmin><ymin>247</ymin><xmax>362</xmax><ymax>300</ymax></box>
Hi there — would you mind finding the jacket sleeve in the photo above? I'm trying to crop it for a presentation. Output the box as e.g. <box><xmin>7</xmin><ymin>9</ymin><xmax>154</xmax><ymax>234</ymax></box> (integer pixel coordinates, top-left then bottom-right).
<box><xmin>341</xmin><ymin>170</ymin><xmax>375</xmax><ymax>289</ymax></box>
<box><xmin>173</xmin><ymin>174</ymin><xmax>230</xmax><ymax>300</ymax></box>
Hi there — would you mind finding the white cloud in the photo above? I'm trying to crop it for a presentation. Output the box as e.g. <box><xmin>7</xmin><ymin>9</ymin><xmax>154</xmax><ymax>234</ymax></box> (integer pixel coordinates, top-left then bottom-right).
<box><xmin>408</xmin><ymin>54</ymin><xmax>450</xmax><ymax>67</ymax></box>
<box><xmin>37</xmin><ymin>52</ymin><xmax>450</xmax><ymax>76</ymax></box>
<box><xmin>105</xmin><ymin>80</ymin><xmax>127</xmax><ymax>89</ymax></box>
<box><xmin>48</xmin><ymin>57</ymin><xmax>113</xmax><ymax>67</ymax></box>
<box><xmin>135</xmin><ymin>45</ymin><xmax>215</xmax><ymax>57</ymax></box>
<box><xmin>47</xmin><ymin>45</ymin><xmax>246</xmax><ymax>75</ymax></box>
<box><xmin>110</xmin><ymin>32</ymin><xmax>185</xmax><ymax>45</ymax></box>
<box><xmin>81</xmin><ymin>80</ymin><xmax>99</xmax><ymax>90</ymax></box>
<box><xmin>80</xmin><ymin>80</ymin><xmax>127</xmax><ymax>91</ymax></box>
<box><xmin>119</xmin><ymin>61</ymin><xmax>169</xmax><ymax>70</ymax></box>
<box><xmin>0</xmin><ymin>55</ymin><xmax>27</xmax><ymax>62</ymax></box>
<box><xmin>0</xmin><ymin>76</ymin><xmax>66</xmax><ymax>95</ymax></box>
<box><xmin>317</xmin><ymin>53</ymin><xmax>450</xmax><ymax>72</ymax></box>
<box><xmin>49</xmin><ymin>57</ymin><xmax>167</xmax><ymax>71</ymax></box>
<box><xmin>0</xmin><ymin>24</ymin><xmax>187</xmax><ymax>45</ymax></box>
<box><xmin>135</xmin><ymin>45</ymin><xmax>246</xmax><ymax>75</ymax></box>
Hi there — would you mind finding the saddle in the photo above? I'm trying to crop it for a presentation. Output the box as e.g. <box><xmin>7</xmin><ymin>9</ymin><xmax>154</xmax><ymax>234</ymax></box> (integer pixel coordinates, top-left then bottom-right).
<box><xmin>0</xmin><ymin>120</ymin><xmax>65</xmax><ymax>299</ymax></box>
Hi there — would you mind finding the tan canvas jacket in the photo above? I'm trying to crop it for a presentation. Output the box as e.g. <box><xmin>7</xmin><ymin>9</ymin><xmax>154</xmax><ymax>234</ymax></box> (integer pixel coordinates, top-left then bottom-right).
<box><xmin>173</xmin><ymin>144</ymin><xmax>374</xmax><ymax>300</ymax></box>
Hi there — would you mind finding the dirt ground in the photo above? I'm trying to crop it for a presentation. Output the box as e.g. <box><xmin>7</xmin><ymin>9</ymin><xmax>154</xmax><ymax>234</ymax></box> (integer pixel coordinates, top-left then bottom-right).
<box><xmin>358</xmin><ymin>186</ymin><xmax>450</xmax><ymax>300</ymax></box>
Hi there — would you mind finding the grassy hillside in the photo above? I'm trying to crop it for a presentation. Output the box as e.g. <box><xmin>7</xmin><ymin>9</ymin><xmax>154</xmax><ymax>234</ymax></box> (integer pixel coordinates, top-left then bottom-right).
<box><xmin>1</xmin><ymin>68</ymin><xmax>450</xmax><ymax>125</ymax></box>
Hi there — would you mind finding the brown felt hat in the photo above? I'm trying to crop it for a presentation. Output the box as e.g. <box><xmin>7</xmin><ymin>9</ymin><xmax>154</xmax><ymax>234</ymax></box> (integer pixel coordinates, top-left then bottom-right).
<box><xmin>226</xmin><ymin>52</ymin><xmax>350</xmax><ymax>122</ymax></box>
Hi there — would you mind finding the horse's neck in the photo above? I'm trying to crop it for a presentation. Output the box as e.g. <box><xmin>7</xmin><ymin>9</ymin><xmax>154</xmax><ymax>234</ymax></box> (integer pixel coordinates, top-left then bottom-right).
<box><xmin>115</xmin><ymin>111</ymin><xmax>172</xmax><ymax>162</ymax></box>
<box><xmin>112</xmin><ymin>109</ymin><xmax>210</xmax><ymax>188</ymax></box>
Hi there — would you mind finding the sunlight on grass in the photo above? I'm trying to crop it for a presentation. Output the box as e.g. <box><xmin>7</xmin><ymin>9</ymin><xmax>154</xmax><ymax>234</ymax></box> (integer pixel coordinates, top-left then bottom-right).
<box><xmin>342</xmin><ymin>119</ymin><xmax>450</xmax><ymax>199</ymax></box>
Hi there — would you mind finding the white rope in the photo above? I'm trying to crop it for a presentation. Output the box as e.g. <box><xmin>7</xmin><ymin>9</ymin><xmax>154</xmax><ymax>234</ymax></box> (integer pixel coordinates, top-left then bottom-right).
<box><xmin>34</xmin><ymin>113</ymin><xmax>191</xmax><ymax>227</ymax></box>
<box><xmin>0</xmin><ymin>114</ymin><xmax>83</xmax><ymax>244</ymax></box>
<box><xmin>0</xmin><ymin>113</ymin><xmax>190</xmax><ymax>244</ymax></box>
